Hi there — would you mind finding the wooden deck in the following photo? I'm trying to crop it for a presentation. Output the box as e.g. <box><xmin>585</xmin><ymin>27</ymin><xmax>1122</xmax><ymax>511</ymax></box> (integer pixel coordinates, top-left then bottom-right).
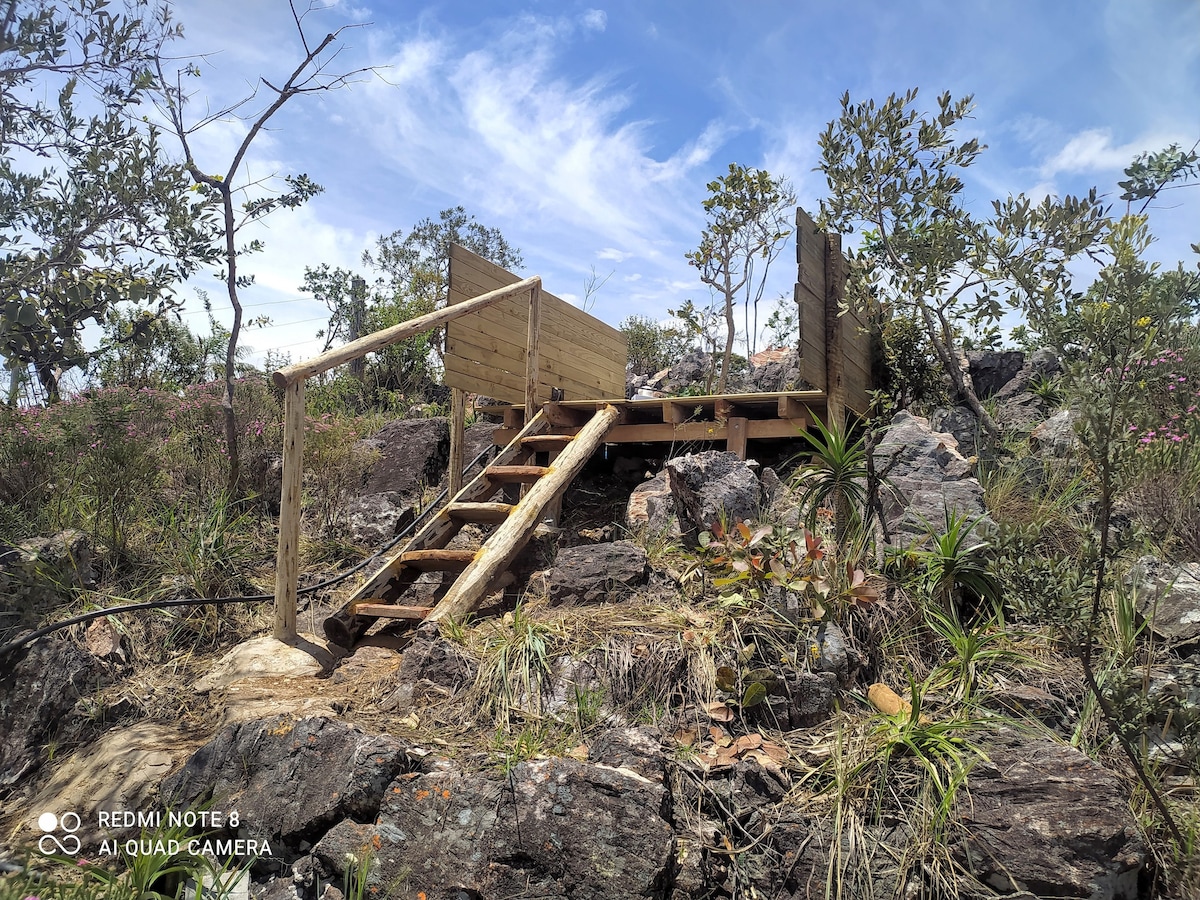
<box><xmin>488</xmin><ymin>390</ymin><xmax>827</xmax><ymax>459</ymax></box>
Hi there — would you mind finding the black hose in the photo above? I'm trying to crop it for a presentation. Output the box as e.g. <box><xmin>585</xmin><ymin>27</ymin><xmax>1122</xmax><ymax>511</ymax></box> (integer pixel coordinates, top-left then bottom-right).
<box><xmin>0</xmin><ymin>444</ymin><xmax>496</xmax><ymax>665</ymax></box>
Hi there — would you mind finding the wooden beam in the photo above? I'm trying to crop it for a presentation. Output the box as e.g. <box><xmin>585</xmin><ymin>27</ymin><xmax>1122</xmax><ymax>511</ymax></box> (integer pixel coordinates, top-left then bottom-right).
<box><xmin>427</xmin><ymin>404</ymin><xmax>621</xmax><ymax>623</ymax></box>
<box><xmin>352</xmin><ymin>604</ymin><xmax>433</xmax><ymax>621</ymax></box>
<box><xmin>449</xmin><ymin>388</ymin><xmax>466</xmax><ymax>498</ymax></box>
<box><xmin>486</xmin><ymin>464</ymin><xmax>549</xmax><ymax>483</ymax></box>
<box><xmin>399</xmin><ymin>549</ymin><xmax>477</xmax><ymax>571</ymax></box>
<box><xmin>727</xmin><ymin>416</ymin><xmax>748</xmax><ymax>459</ymax></box>
<box><xmin>273</xmin><ymin>378</ymin><xmax>305</xmax><ymax>642</ymax></box>
<box><xmin>542</xmin><ymin>402</ymin><xmax>591</xmax><ymax>427</ymax></box>
<box><xmin>272</xmin><ymin>276</ymin><xmax>540</xmax><ymax>387</ymax></box>
<box><xmin>825</xmin><ymin>232</ymin><xmax>846</xmax><ymax>426</ymax></box>
<box><xmin>447</xmin><ymin>501</ymin><xmax>514</xmax><ymax>524</ymax></box>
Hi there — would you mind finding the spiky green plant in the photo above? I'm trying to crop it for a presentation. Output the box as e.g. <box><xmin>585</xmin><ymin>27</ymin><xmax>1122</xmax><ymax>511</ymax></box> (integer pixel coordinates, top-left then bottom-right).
<box><xmin>911</xmin><ymin>509</ymin><xmax>1001</xmax><ymax>626</ymax></box>
<box><xmin>791</xmin><ymin>413</ymin><xmax>868</xmax><ymax>551</ymax></box>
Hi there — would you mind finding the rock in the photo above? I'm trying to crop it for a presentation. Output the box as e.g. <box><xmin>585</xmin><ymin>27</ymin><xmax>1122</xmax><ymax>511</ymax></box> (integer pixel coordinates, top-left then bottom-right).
<box><xmin>1030</xmin><ymin>408</ymin><xmax>1082</xmax><ymax>457</ymax></box>
<box><xmin>785</xmin><ymin>671</ymin><xmax>839</xmax><ymax>728</ymax></box>
<box><xmin>359</xmin><ymin>418</ymin><xmax>449</xmax><ymax>498</ymax></box>
<box><xmin>809</xmin><ymin>622</ymin><xmax>863</xmax><ymax>687</ymax></box>
<box><xmin>0</xmin><ymin>637</ymin><xmax>111</xmax><ymax>787</ymax></box>
<box><xmin>750</xmin><ymin>347</ymin><xmax>803</xmax><ymax>392</ymax></box>
<box><xmin>193</xmin><ymin>635</ymin><xmax>338</xmax><ymax>693</ymax></box>
<box><xmin>663</xmin><ymin>349</ymin><xmax>712</xmax><ymax>392</ymax></box>
<box><xmin>460</xmin><ymin>420</ymin><xmax>499</xmax><ymax>482</ymax></box>
<box><xmin>381</xmin><ymin>623</ymin><xmax>477</xmax><ymax>710</ymax></box>
<box><xmin>586</xmin><ymin>726</ymin><xmax>666</xmax><ymax>781</ymax></box>
<box><xmin>958</xmin><ymin>731</ymin><xmax>1145</xmax><ymax>899</ymax></box>
<box><xmin>993</xmin><ymin>348</ymin><xmax>1062</xmax><ymax>431</ymax></box>
<box><xmin>316</xmin><ymin>756</ymin><xmax>675</xmax><ymax>899</ymax></box>
<box><xmin>667</xmin><ymin>451</ymin><xmax>761</xmax><ymax>536</ymax></box>
<box><xmin>967</xmin><ymin>350</ymin><xmax>1026</xmax><ymax>398</ymax></box>
<box><xmin>162</xmin><ymin>715</ymin><xmax>412</xmax><ymax>856</ymax></box>
<box><xmin>873</xmin><ymin>411</ymin><xmax>990</xmax><ymax>538</ymax></box>
<box><xmin>1</xmin><ymin>529</ymin><xmax>95</xmax><ymax>610</ymax></box>
<box><xmin>1126</xmin><ymin>556</ymin><xmax>1200</xmax><ymax>644</ymax></box>
<box><xmin>929</xmin><ymin>405</ymin><xmax>981</xmax><ymax>458</ymax></box>
<box><xmin>344</xmin><ymin>492</ymin><xmax>414</xmax><ymax>546</ymax></box>
<box><xmin>18</xmin><ymin>529</ymin><xmax>95</xmax><ymax>587</ymax></box>
<box><xmin>625</xmin><ymin>470</ymin><xmax>679</xmax><ymax>536</ymax></box>
<box><xmin>547</xmin><ymin>541</ymin><xmax>649</xmax><ymax>606</ymax></box>
<box><xmin>85</xmin><ymin>617</ymin><xmax>127</xmax><ymax>663</ymax></box>
<box><xmin>24</xmin><ymin>722</ymin><xmax>194</xmax><ymax>843</ymax></box>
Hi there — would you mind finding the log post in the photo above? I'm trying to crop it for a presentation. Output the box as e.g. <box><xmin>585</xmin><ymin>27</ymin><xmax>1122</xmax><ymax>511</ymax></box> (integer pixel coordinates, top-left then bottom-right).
<box><xmin>525</xmin><ymin>282</ymin><xmax>541</xmax><ymax>424</ymax></box>
<box><xmin>449</xmin><ymin>388</ymin><xmax>466</xmax><ymax>498</ymax></box>
<box><xmin>273</xmin><ymin>378</ymin><xmax>305</xmax><ymax>642</ymax></box>
<box><xmin>825</xmin><ymin>232</ymin><xmax>846</xmax><ymax>426</ymax></box>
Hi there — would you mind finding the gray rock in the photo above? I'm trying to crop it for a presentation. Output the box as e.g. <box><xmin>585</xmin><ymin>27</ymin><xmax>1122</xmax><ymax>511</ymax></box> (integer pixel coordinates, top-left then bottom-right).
<box><xmin>162</xmin><ymin>715</ymin><xmax>412</xmax><ymax>855</ymax></box>
<box><xmin>810</xmin><ymin>622</ymin><xmax>863</xmax><ymax>687</ymax></box>
<box><xmin>360</xmin><ymin>417</ymin><xmax>449</xmax><ymax>498</ymax></box>
<box><xmin>663</xmin><ymin>349</ymin><xmax>713</xmax><ymax>392</ymax></box>
<box><xmin>993</xmin><ymin>348</ymin><xmax>1062</xmax><ymax>432</ymax></box>
<box><xmin>382</xmin><ymin>623</ymin><xmax>477</xmax><ymax>709</ymax></box>
<box><xmin>1126</xmin><ymin>556</ymin><xmax>1200</xmax><ymax>644</ymax></box>
<box><xmin>625</xmin><ymin>470</ymin><xmax>679</xmax><ymax>536</ymax></box>
<box><xmin>1030</xmin><ymin>408</ymin><xmax>1082</xmax><ymax>457</ymax></box>
<box><xmin>958</xmin><ymin>731</ymin><xmax>1145</xmax><ymax>899</ymax></box>
<box><xmin>0</xmin><ymin>637</ymin><xmax>113</xmax><ymax>786</ymax></box>
<box><xmin>967</xmin><ymin>350</ymin><xmax>1026</xmax><ymax>398</ymax></box>
<box><xmin>344</xmin><ymin>492</ymin><xmax>414</xmax><ymax>545</ymax></box>
<box><xmin>0</xmin><ymin>529</ymin><xmax>95</xmax><ymax>610</ymax></box>
<box><xmin>667</xmin><ymin>451</ymin><xmax>761</xmax><ymax>536</ymax></box>
<box><xmin>547</xmin><ymin>541</ymin><xmax>649</xmax><ymax>606</ymax></box>
<box><xmin>750</xmin><ymin>347</ymin><xmax>803</xmax><ymax>392</ymax></box>
<box><xmin>315</xmin><ymin>756</ymin><xmax>675</xmax><ymax>899</ymax></box>
<box><xmin>874</xmin><ymin>411</ymin><xmax>990</xmax><ymax>538</ymax></box>
<box><xmin>929</xmin><ymin>405</ymin><xmax>981</xmax><ymax>458</ymax></box>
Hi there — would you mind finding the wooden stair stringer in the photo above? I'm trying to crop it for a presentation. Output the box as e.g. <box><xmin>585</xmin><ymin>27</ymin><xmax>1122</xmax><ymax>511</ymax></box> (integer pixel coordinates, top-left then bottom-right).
<box><xmin>321</xmin><ymin>410</ymin><xmax>554</xmax><ymax>646</ymax></box>
<box><xmin>426</xmin><ymin>403</ymin><xmax>621</xmax><ymax>624</ymax></box>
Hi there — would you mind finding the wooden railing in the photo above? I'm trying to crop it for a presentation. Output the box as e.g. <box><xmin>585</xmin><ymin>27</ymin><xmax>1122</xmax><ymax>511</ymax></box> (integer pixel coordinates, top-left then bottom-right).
<box><xmin>269</xmin><ymin>275</ymin><xmax>541</xmax><ymax>642</ymax></box>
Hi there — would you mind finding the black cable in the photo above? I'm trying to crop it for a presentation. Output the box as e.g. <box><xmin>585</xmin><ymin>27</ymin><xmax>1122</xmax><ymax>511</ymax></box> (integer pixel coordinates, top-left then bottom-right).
<box><xmin>0</xmin><ymin>444</ymin><xmax>496</xmax><ymax>664</ymax></box>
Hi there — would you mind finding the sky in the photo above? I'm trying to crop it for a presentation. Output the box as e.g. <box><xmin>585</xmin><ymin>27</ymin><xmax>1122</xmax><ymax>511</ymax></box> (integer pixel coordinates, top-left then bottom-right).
<box><xmin>158</xmin><ymin>0</ymin><xmax>1200</xmax><ymax>368</ymax></box>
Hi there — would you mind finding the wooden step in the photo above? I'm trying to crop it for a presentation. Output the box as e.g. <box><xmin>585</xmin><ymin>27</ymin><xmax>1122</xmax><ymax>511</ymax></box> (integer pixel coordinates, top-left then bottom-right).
<box><xmin>351</xmin><ymin>603</ymin><xmax>432</xmax><ymax>620</ymax></box>
<box><xmin>446</xmin><ymin>501</ymin><xmax>514</xmax><ymax>524</ymax></box>
<box><xmin>398</xmin><ymin>549</ymin><xmax>476</xmax><ymax>571</ymax></box>
<box><xmin>485</xmin><ymin>465</ymin><xmax>549</xmax><ymax>484</ymax></box>
<box><xmin>521</xmin><ymin>434</ymin><xmax>574</xmax><ymax>451</ymax></box>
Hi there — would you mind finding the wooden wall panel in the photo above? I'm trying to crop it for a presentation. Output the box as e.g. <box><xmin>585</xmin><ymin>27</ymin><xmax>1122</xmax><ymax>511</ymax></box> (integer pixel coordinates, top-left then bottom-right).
<box><xmin>446</xmin><ymin>244</ymin><xmax>628</xmax><ymax>403</ymax></box>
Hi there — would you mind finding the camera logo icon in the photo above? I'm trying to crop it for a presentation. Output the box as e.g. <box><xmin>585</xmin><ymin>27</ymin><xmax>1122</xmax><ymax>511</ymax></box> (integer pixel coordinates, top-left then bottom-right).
<box><xmin>37</xmin><ymin>812</ymin><xmax>82</xmax><ymax>856</ymax></box>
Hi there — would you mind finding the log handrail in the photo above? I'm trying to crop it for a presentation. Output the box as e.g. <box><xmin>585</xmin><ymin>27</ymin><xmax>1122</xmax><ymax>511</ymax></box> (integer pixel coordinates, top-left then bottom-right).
<box><xmin>270</xmin><ymin>274</ymin><xmax>541</xmax><ymax>642</ymax></box>
<box><xmin>270</xmin><ymin>276</ymin><xmax>542</xmax><ymax>388</ymax></box>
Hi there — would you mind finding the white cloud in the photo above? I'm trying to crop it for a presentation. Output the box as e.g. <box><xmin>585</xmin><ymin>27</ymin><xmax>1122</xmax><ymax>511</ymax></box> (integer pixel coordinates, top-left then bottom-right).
<box><xmin>581</xmin><ymin>9</ymin><xmax>607</xmax><ymax>32</ymax></box>
<box><xmin>1041</xmin><ymin>127</ymin><xmax>1188</xmax><ymax>179</ymax></box>
<box><xmin>597</xmin><ymin>248</ymin><xmax>632</xmax><ymax>262</ymax></box>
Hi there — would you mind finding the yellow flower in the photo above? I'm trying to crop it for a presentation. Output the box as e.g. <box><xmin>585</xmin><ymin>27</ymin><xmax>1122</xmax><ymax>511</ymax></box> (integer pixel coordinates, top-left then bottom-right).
<box><xmin>1135</xmin><ymin>316</ymin><xmax>1152</xmax><ymax>328</ymax></box>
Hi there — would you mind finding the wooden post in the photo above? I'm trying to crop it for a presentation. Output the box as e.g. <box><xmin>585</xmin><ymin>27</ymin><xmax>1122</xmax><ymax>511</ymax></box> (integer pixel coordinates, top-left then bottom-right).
<box><xmin>825</xmin><ymin>233</ymin><xmax>846</xmax><ymax>426</ymax></box>
<box><xmin>449</xmin><ymin>388</ymin><xmax>466</xmax><ymax>498</ymax></box>
<box><xmin>273</xmin><ymin>378</ymin><xmax>305</xmax><ymax>642</ymax></box>
<box><xmin>525</xmin><ymin>282</ymin><xmax>541</xmax><ymax>424</ymax></box>
<box><xmin>727</xmin><ymin>416</ymin><xmax>748</xmax><ymax>459</ymax></box>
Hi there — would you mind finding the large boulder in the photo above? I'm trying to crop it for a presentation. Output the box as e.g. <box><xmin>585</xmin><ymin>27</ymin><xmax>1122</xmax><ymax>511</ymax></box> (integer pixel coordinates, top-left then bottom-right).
<box><xmin>381</xmin><ymin>622</ymin><xmax>477</xmax><ymax>710</ymax></box>
<box><xmin>313</xmin><ymin>756</ymin><xmax>675</xmax><ymax>899</ymax></box>
<box><xmin>359</xmin><ymin>417</ymin><xmax>449</xmax><ymax>498</ymax></box>
<box><xmin>958</xmin><ymin>731</ymin><xmax>1145</xmax><ymax>899</ymax></box>
<box><xmin>967</xmin><ymin>350</ymin><xmax>1026</xmax><ymax>399</ymax></box>
<box><xmin>1126</xmin><ymin>556</ymin><xmax>1200</xmax><ymax>644</ymax></box>
<box><xmin>1</xmin><ymin>529</ymin><xmax>95</xmax><ymax>612</ymax></box>
<box><xmin>547</xmin><ymin>541</ymin><xmax>649</xmax><ymax>606</ymax></box>
<box><xmin>344</xmin><ymin>492</ymin><xmax>414</xmax><ymax>546</ymax></box>
<box><xmin>993</xmin><ymin>348</ymin><xmax>1062</xmax><ymax>431</ymax></box>
<box><xmin>1030</xmin><ymin>408</ymin><xmax>1083</xmax><ymax>458</ymax></box>
<box><xmin>750</xmin><ymin>347</ymin><xmax>804</xmax><ymax>392</ymax></box>
<box><xmin>626</xmin><ymin>469</ymin><xmax>679</xmax><ymax>536</ymax></box>
<box><xmin>0</xmin><ymin>637</ymin><xmax>113</xmax><ymax>788</ymax></box>
<box><xmin>873</xmin><ymin>411</ymin><xmax>989</xmax><ymax>538</ymax></box>
<box><xmin>929</xmin><ymin>405</ymin><xmax>981</xmax><ymax>458</ymax></box>
<box><xmin>162</xmin><ymin>715</ymin><xmax>412</xmax><ymax>856</ymax></box>
<box><xmin>667</xmin><ymin>451</ymin><xmax>761</xmax><ymax>536</ymax></box>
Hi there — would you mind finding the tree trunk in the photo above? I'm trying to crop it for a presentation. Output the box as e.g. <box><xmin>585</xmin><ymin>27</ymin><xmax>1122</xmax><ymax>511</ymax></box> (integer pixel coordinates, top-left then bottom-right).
<box><xmin>220</xmin><ymin>187</ymin><xmax>241</xmax><ymax>496</ymax></box>
<box><xmin>919</xmin><ymin>304</ymin><xmax>1000</xmax><ymax>441</ymax></box>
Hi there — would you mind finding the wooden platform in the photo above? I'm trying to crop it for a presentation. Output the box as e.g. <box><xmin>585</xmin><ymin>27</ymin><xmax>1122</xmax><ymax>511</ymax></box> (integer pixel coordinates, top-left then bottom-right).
<box><xmin>488</xmin><ymin>390</ymin><xmax>828</xmax><ymax>459</ymax></box>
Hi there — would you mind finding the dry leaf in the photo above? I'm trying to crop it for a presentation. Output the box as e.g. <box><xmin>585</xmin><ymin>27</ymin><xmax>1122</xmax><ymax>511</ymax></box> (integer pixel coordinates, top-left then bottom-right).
<box><xmin>398</xmin><ymin>713</ymin><xmax>420</xmax><ymax>729</ymax></box>
<box><xmin>708</xmin><ymin>725</ymin><xmax>726</xmax><ymax>742</ymax></box>
<box><xmin>733</xmin><ymin>733</ymin><xmax>763</xmax><ymax>753</ymax></box>
<box><xmin>674</xmin><ymin>728</ymin><xmax>700</xmax><ymax>748</ymax></box>
<box><xmin>705</xmin><ymin>702</ymin><xmax>734</xmax><ymax>722</ymax></box>
<box><xmin>566</xmin><ymin>744</ymin><xmax>589</xmax><ymax>761</ymax></box>
<box><xmin>760</xmin><ymin>741</ymin><xmax>789</xmax><ymax>763</ymax></box>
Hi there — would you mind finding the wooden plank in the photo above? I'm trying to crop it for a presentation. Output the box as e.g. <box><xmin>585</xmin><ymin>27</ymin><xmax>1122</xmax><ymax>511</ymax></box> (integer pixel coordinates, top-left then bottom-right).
<box><xmin>427</xmin><ymin>405</ymin><xmax>622</xmax><ymax>623</ymax></box>
<box><xmin>798</xmin><ymin>282</ymin><xmax>826</xmax><ymax>391</ymax></box>
<box><xmin>826</xmin><ymin>232</ymin><xmax>846</xmax><ymax>424</ymax></box>
<box><xmin>273</xmin><ymin>276</ymin><xmax>539</xmax><ymax>387</ymax></box>
<box><xmin>450</xmin><ymin>246</ymin><xmax>627</xmax><ymax>348</ymax></box>
<box><xmin>521</xmin><ymin>434</ymin><xmax>574</xmax><ymax>451</ymax></box>
<box><xmin>446</xmin><ymin>329</ymin><xmax>621</xmax><ymax>397</ymax></box>
<box><xmin>447</xmin><ymin>501</ymin><xmax>514</xmax><ymax>524</ymax></box>
<box><xmin>541</xmin><ymin>403</ymin><xmax>591</xmax><ymax>427</ymax></box>
<box><xmin>795</xmin><ymin>207</ymin><xmax>827</xmax><ymax>302</ymax></box>
<box><xmin>486</xmin><ymin>465</ymin><xmax>549</xmax><ymax>483</ymax></box>
<box><xmin>444</xmin><ymin>353</ymin><xmax>609</xmax><ymax>407</ymax></box>
<box><xmin>727</xmin><ymin>416</ymin><xmax>748</xmax><ymax>459</ymax></box>
<box><xmin>400</xmin><ymin>549</ymin><xmax>476</xmax><ymax>571</ymax></box>
<box><xmin>272</xmin><ymin>378</ymin><xmax>304</xmax><ymax>642</ymax></box>
<box><xmin>492</xmin><ymin>415</ymin><xmax>816</xmax><ymax>446</ymax></box>
<box><xmin>352</xmin><ymin>604</ymin><xmax>432</xmax><ymax>620</ymax></box>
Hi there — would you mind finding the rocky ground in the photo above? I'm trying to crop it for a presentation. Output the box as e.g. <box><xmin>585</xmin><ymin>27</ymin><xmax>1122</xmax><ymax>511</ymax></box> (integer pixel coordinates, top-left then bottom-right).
<box><xmin>2</xmin><ymin>349</ymin><xmax>1198</xmax><ymax>899</ymax></box>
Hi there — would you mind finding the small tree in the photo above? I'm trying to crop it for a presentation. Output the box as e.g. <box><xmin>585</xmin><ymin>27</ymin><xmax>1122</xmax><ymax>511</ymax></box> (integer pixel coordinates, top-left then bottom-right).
<box><xmin>156</xmin><ymin>2</ymin><xmax>371</xmax><ymax>493</ymax></box>
<box><xmin>686</xmin><ymin>163</ymin><xmax>795</xmax><ymax>392</ymax></box>
<box><xmin>1</xmin><ymin>0</ymin><xmax>217</xmax><ymax>402</ymax></box>
<box><xmin>620</xmin><ymin>314</ymin><xmax>692</xmax><ymax>377</ymax></box>
<box><xmin>818</xmin><ymin>89</ymin><xmax>1108</xmax><ymax>438</ymax></box>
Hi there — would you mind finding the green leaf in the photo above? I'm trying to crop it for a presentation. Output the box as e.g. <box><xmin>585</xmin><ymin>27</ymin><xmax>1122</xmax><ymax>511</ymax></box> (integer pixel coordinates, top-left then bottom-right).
<box><xmin>741</xmin><ymin>682</ymin><xmax>767</xmax><ymax>709</ymax></box>
<box><xmin>715</xmin><ymin>666</ymin><xmax>738</xmax><ymax>692</ymax></box>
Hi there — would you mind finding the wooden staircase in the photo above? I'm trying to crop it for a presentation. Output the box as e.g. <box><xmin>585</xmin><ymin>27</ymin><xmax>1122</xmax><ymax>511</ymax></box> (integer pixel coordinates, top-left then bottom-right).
<box><xmin>323</xmin><ymin>405</ymin><xmax>621</xmax><ymax>647</ymax></box>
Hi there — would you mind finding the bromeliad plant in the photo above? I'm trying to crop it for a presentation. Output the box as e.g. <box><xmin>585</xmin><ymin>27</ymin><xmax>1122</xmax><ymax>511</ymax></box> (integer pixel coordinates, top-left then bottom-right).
<box><xmin>791</xmin><ymin>414</ymin><xmax>869</xmax><ymax>552</ymax></box>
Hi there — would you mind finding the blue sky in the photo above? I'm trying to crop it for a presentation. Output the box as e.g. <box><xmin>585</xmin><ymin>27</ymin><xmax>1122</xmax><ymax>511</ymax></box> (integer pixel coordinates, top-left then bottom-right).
<box><xmin>165</xmin><ymin>0</ymin><xmax>1200</xmax><ymax>366</ymax></box>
